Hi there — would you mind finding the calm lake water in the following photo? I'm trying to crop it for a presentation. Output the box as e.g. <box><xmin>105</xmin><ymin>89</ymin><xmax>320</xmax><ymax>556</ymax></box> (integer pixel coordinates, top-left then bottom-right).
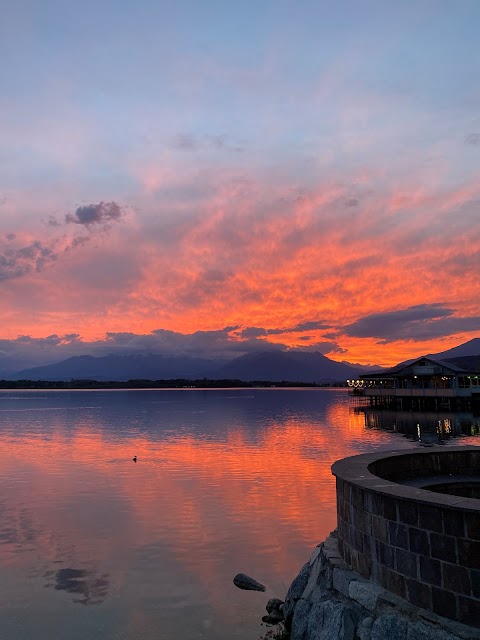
<box><xmin>1</xmin><ymin>388</ymin><xmax>479</xmax><ymax>640</ymax></box>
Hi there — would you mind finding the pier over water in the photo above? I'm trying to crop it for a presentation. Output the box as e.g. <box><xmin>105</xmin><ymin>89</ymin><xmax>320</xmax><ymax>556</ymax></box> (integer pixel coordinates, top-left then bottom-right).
<box><xmin>348</xmin><ymin>356</ymin><xmax>480</xmax><ymax>412</ymax></box>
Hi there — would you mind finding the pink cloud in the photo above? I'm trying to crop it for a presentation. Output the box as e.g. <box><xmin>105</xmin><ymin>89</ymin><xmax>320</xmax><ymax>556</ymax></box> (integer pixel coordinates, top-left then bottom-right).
<box><xmin>1</xmin><ymin>159</ymin><xmax>479</xmax><ymax>365</ymax></box>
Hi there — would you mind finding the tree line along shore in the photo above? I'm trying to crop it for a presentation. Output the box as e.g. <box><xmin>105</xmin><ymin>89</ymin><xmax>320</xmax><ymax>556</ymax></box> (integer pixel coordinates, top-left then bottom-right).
<box><xmin>0</xmin><ymin>379</ymin><xmax>347</xmax><ymax>389</ymax></box>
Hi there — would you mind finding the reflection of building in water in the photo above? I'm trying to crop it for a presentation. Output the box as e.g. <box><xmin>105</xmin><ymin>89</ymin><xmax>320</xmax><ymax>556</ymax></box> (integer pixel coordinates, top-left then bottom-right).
<box><xmin>356</xmin><ymin>406</ymin><xmax>480</xmax><ymax>444</ymax></box>
<box><xmin>347</xmin><ymin>356</ymin><xmax>480</xmax><ymax>412</ymax></box>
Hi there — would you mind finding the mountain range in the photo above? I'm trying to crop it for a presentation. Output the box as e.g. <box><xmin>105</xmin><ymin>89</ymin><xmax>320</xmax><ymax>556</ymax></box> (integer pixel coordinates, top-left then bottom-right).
<box><xmin>8</xmin><ymin>350</ymin><xmax>360</xmax><ymax>384</ymax></box>
<box><xmin>430</xmin><ymin>337</ymin><xmax>480</xmax><ymax>362</ymax></box>
<box><xmin>391</xmin><ymin>338</ymin><xmax>480</xmax><ymax>372</ymax></box>
<box><xmin>4</xmin><ymin>337</ymin><xmax>480</xmax><ymax>384</ymax></box>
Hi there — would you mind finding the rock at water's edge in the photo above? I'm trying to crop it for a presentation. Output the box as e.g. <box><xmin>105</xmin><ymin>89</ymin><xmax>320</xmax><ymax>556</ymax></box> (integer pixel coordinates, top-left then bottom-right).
<box><xmin>283</xmin><ymin>561</ymin><xmax>312</xmax><ymax>629</ymax></box>
<box><xmin>262</xmin><ymin>610</ymin><xmax>284</xmax><ymax>625</ymax></box>
<box><xmin>266</xmin><ymin>598</ymin><xmax>285</xmax><ymax>613</ymax></box>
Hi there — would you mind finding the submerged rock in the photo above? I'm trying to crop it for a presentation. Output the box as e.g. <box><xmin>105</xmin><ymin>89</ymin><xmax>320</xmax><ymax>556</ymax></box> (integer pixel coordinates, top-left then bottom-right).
<box><xmin>233</xmin><ymin>573</ymin><xmax>266</xmax><ymax>592</ymax></box>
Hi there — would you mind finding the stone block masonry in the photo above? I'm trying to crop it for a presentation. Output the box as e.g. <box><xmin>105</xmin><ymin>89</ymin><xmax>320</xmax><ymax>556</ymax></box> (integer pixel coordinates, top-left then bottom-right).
<box><xmin>332</xmin><ymin>447</ymin><xmax>480</xmax><ymax>628</ymax></box>
<box><xmin>283</xmin><ymin>532</ymin><xmax>480</xmax><ymax>640</ymax></box>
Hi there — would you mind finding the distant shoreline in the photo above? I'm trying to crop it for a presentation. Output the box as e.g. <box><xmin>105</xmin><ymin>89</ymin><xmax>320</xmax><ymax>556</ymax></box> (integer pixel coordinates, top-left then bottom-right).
<box><xmin>0</xmin><ymin>379</ymin><xmax>347</xmax><ymax>390</ymax></box>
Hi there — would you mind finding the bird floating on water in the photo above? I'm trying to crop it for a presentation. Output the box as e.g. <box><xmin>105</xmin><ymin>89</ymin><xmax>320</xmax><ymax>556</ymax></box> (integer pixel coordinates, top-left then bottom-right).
<box><xmin>133</xmin><ymin>455</ymin><xmax>137</xmax><ymax>462</ymax></box>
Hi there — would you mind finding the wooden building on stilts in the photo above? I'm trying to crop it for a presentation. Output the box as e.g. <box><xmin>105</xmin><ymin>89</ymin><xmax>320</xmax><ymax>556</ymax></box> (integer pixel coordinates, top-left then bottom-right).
<box><xmin>348</xmin><ymin>357</ymin><xmax>480</xmax><ymax>413</ymax></box>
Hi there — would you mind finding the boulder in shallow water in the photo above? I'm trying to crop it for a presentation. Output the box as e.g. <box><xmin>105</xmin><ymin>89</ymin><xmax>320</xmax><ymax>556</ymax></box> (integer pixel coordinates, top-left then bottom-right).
<box><xmin>233</xmin><ymin>573</ymin><xmax>266</xmax><ymax>591</ymax></box>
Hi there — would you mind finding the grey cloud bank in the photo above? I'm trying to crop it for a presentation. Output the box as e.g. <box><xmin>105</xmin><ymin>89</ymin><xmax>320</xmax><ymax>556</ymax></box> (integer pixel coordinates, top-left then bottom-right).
<box><xmin>0</xmin><ymin>325</ymin><xmax>342</xmax><ymax>375</ymax></box>
<box><xmin>1</xmin><ymin>303</ymin><xmax>479</xmax><ymax>374</ymax></box>
<box><xmin>239</xmin><ymin>321</ymin><xmax>331</xmax><ymax>339</ymax></box>
<box><xmin>343</xmin><ymin>304</ymin><xmax>480</xmax><ymax>343</ymax></box>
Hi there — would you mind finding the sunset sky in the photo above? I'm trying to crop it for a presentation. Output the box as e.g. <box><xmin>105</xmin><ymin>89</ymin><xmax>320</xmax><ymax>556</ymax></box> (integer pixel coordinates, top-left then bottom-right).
<box><xmin>1</xmin><ymin>0</ymin><xmax>480</xmax><ymax>370</ymax></box>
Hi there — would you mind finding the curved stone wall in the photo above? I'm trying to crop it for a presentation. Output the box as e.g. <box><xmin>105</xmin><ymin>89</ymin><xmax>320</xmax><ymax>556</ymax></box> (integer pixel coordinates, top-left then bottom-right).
<box><xmin>332</xmin><ymin>446</ymin><xmax>480</xmax><ymax>627</ymax></box>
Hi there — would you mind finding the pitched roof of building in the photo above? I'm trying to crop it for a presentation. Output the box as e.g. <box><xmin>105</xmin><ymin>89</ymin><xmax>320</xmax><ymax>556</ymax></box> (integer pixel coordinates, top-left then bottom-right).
<box><xmin>362</xmin><ymin>356</ymin><xmax>469</xmax><ymax>378</ymax></box>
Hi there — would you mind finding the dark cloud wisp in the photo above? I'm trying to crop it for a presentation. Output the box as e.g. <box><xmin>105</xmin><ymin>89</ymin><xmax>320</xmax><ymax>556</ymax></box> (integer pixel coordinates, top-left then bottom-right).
<box><xmin>1</xmin><ymin>201</ymin><xmax>126</xmax><ymax>282</ymax></box>
<box><xmin>0</xmin><ymin>239</ymin><xmax>61</xmax><ymax>281</ymax></box>
<box><xmin>465</xmin><ymin>133</ymin><xmax>480</xmax><ymax>146</ymax></box>
<box><xmin>239</xmin><ymin>320</ymin><xmax>331</xmax><ymax>339</ymax></box>
<box><xmin>65</xmin><ymin>202</ymin><xmax>124</xmax><ymax>226</ymax></box>
<box><xmin>170</xmin><ymin>132</ymin><xmax>243</xmax><ymax>153</ymax></box>
<box><xmin>343</xmin><ymin>304</ymin><xmax>480</xmax><ymax>343</ymax></box>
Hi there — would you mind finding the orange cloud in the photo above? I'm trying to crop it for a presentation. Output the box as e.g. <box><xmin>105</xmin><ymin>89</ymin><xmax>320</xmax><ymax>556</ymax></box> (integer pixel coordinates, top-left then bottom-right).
<box><xmin>1</xmin><ymin>165</ymin><xmax>479</xmax><ymax>365</ymax></box>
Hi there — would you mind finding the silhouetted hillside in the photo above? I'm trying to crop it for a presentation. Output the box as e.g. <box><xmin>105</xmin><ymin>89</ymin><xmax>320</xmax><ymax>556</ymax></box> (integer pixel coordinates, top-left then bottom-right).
<box><xmin>430</xmin><ymin>338</ymin><xmax>480</xmax><ymax>360</ymax></box>
<box><xmin>10</xmin><ymin>354</ymin><xmax>218</xmax><ymax>382</ymax></box>
<box><xmin>8</xmin><ymin>337</ymin><xmax>479</xmax><ymax>383</ymax></box>
<box><xmin>212</xmin><ymin>350</ymin><xmax>359</xmax><ymax>383</ymax></box>
<box><xmin>443</xmin><ymin>355</ymin><xmax>480</xmax><ymax>371</ymax></box>
<box><xmin>9</xmin><ymin>350</ymin><xmax>360</xmax><ymax>383</ymax></box>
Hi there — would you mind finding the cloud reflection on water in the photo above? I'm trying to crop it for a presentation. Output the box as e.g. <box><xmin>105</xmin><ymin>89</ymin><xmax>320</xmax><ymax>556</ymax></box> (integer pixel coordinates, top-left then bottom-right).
<box><xmin>0</xmin><ymin>389</ymin><xmax>478</xmax><ymax>639</ymax></box>
<box><xmin>43</xmin><ymin>567</ymin><xmax>110</xmax><ymax>606</ymax></box>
